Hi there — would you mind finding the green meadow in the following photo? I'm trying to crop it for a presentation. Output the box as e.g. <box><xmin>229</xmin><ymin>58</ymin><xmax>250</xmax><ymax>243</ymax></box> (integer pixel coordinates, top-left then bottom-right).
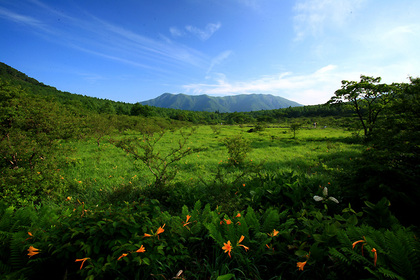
<box><xmin>59</xmin><ymin>125</ymin><xmax>362</xmax><ymax>206</ymax></box>
<box><xmin>1</xmin><ymin>70</ymin><xmax>420</xmax><ymax>279</ymax></box>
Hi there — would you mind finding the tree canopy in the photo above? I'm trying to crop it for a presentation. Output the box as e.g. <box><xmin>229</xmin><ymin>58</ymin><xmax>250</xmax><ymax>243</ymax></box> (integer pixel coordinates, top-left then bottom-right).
<box><xmin>327</xmin><ymin>75</ymin><xmax>401</xmax><ymax>137</ymax></box>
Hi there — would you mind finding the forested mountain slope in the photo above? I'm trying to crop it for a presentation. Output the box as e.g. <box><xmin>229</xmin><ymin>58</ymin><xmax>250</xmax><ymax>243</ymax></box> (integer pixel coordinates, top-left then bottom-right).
<box><xmin>141</xmin><ymin>92</ymin><xmax>302</xmax><ymax>112</ymax></box>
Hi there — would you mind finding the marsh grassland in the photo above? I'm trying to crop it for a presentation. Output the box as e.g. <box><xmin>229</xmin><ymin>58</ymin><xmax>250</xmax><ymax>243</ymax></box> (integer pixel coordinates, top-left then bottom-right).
<box><xmin>2</xmin><ymin>125</ymin><xmax>418</xmax><ymax>280</ymax></box>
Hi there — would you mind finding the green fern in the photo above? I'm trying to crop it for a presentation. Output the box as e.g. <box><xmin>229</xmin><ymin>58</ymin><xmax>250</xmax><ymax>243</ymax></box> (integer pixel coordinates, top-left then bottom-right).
<box><xmin>0</xmin><ymin>259</ymin><xmax>11</xmax><ymax>275</ymax></box>
<box><xmin>384</xmin><ymin>228</ymin><xmax>420</xmax><ymax>279</ymax></box>
<box><xmin>9</xmin><ymin>232</ymin><xmax>26</xmax><ymax>272</ymax></box>
<box><xmin>244</xmin><ymin>206</ymin><xmax>260</xmax><ymax>233</ymax></box>
<box><xmin>261</xmin><ymin>208</ymin><xmax>280</xmax><ymax>233</ymax></box>
<box><xmin>0</xmin><ymin>205</ymin><xmax>14</xmax><ymax>231</ymax></box>
<box><xmin>331</xmin><ymin>225</ymin><xmax>420</xmax><ymax>279</ymax></box>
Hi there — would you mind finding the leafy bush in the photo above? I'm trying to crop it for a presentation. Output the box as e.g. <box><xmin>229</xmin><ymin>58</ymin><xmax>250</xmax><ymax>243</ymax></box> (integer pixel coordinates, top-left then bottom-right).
<box><xmin>223</xmin><ymin>135</ymin><xmax>252</xmax><ymax>166</ymax></box>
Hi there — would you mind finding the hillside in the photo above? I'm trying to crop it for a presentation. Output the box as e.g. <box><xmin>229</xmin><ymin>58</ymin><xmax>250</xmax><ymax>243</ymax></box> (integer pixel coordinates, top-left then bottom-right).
<box><xmin>141</xmin><ymin>93</ymin><xmax>302</xmax><ymax>112</ymax></box>
<box><xmin>0</xmin><ymin>62</ymin><xmax>349</xmax><ymax>123</ymax></box>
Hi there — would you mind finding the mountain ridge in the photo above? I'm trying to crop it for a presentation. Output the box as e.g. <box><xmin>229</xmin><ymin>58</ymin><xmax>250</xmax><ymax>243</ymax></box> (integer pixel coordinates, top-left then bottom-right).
<box><xmin>140</xmin><ymin>92</ymin><xmax>302</xmax><ymax>113</ymax></box>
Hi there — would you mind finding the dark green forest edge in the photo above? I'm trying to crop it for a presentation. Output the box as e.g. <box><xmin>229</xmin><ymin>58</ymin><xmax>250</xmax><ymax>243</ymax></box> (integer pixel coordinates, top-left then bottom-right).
<box><xmin>1</xmin><ymin>61</ymin><xmax>419</xmax><ymax>279</ymax></box>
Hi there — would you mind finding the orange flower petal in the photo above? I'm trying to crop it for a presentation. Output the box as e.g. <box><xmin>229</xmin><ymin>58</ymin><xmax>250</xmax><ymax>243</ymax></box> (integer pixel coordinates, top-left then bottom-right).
<box><xmin>117</xmin><ymin>253</ymin><xmax>128</xmax><ymax>260</ymax></box>
<box><xmin>222</xmin><ymin>241</ymin><xmax>233</xmax><ymax>258</ymax></box>
<box><xmin>224</xmin><ymin>219</ymin><xmax>232</xmax><ymax>225</ymax></box>
<box><xmin>156</xmin><ymin>224</ymin><xmax>165</xmax><ymax>235</ymax></box>
<box><xmin>352</xmin><ymin>240</ymin><xmax>364</xmax><ymax>249</ymax></box>
<box><xmin>371</xmin><ymin>248</ymin><xmax>377</xmax><ymax>266</ymax></box>
<box><xmin>238</xmin><ymin>244</ymin><xmax>249</xmax><ymax>251</ymax></box>
<box><xmin>75</xmin><ymin>258</ymin><xmax>90</xmax><ymax>270</ymax></box>
<box><xmin>27</xmin><ymin>246</ymin><xmax>40</xmax><ymax>258</ymax></box>
<box><xmin>136</xmin><ymin>245</ymin><xmax>146</xmax><ymax>253</ymax></box>
<box><xmin>297</xmin><ymin>261</ymin><xmax>307</xmax><ymax>271</ymax></box>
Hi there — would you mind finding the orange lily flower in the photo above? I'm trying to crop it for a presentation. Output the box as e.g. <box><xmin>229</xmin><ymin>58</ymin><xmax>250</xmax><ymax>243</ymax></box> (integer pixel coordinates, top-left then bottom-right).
<box><xmin>222</xmin><ymin>240</ymin><xmax>233</xmax><ymax>258</ymax></box>
<box><xmin>117</xmin><ymin>253</ymin><xmax>128</xmax><ymax>260</ymax></box>
<box><xmin>371</xmin><ymin>248</ymin><xmax>377</xmax><ymax>266</ymax></box>
<box><xmin>352</xmin><ymin>236</ymin><xmax>367</xmax><ymax>256</ymax></box>
<box><xmin>236</xmin><ymin>235</ymin><xmax>249</xmax><ymax>251</ymax></box>
<box><xmin>136</xmin><ymin>245</ymin><xmax>146</xmax><ymax>253</ymax></box>
<box><xmin>183</xmin><ymin>215</ymin><xmax>191</xmax><ymax>227</ymax></box>
<box><xmin>156</xmin><ymin>224</ymin><xmax>165</xmax><ymax>235</ymax></box>
<box><xmin>75</xmin><ymin>258</ymin><xmax>90</xmax><ymax>270</ymax></box>
<box><xmin>27</xmin><ymin>246</ymin><xmax>40</xmax><ymax>258</ymax></box>
<box><xmin>224</xmin><ymin>219</ymin><xmax>232</xmax><ymax>225</ymax></box>
<box><xmin>297</xmin><ymin>261</ymin><xmax>307</xmax><ymax>271</ymax></box>
<box><xmin>268</xmin><ymin>229</ymin><xmax>279</xmax><ymax>237</ymax></box>
<box><xmin>235</xmin><ymin>213</ymin><xmax>241</xmax><ymax>218</ymax></box>
<box><xmin>144</xmin><ymin>224</ymin><xmax>166</xmax><ymax>239</ymax></box>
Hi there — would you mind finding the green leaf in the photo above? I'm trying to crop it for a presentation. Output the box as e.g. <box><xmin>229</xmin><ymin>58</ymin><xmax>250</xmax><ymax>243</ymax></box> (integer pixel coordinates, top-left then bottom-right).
<box><xmin>216</xmin><ymin>274</ymin><xmax>235</xmax><ymax>280</ymax></box>
<box><xmin>347</xmin><ymin>215</ymin><xmax>358</xmax><ymax>226</ymax></box>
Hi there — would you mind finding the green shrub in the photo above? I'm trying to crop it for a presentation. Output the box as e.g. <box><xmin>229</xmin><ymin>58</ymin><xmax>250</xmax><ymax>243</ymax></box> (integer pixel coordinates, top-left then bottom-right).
<box><xmin>223</xmin><ymin>135</ymin><xmax>252</xmax><ymax>166</ymax></box>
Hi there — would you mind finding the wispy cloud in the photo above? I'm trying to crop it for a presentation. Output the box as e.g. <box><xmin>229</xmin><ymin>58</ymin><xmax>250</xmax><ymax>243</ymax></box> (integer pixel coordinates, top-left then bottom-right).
<box><xmin>207</xmin><ymin>50</ymin><xmax>233</xmax><ymax>74</ymax></box>
<box><xmin>0</xmin><ymin>6</ymin><xmax>52</xmax><ymax>33</ymax></box>
<box><xmin>169</xmin><ymin>26</ymin><xmax>185</xmax><ymax>37</ymax></box>
<box><xmin>185</xmin><ymin>22</ymin><xmax>222</xmax><ymax>41</ymax></box>
<box><xmin>293</xmin><ymin>0</ymin><xmax>364</xmax><ymax>40</ymax></box>
<box><xmin>0</xmin><ymin>1</ymin><xmax>208</xmax><ymax>72</ymax></box>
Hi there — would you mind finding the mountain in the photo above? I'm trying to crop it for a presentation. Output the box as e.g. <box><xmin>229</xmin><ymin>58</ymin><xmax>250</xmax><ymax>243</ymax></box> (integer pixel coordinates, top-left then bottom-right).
<box><xmin>141</xmin><ymin>93</ymin><xmax>302</xmax><ymax>112</ymax></box>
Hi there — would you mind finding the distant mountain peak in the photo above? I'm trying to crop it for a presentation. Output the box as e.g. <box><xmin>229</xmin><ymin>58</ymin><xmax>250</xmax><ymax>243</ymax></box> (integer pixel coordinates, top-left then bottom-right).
<box><xmin>140</xmin><ymin>93</ymin><xmax>302</xmax><ymax>112</ymax></box>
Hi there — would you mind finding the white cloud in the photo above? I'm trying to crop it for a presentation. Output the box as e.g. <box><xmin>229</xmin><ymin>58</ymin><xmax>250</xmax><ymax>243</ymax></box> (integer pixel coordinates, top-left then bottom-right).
<box><xmin>169</xmin><ymin>26</ymin><xmax>184</xmax><ymax>37</ymax></box>
<box><xmin>183</xmin><ymin>65</ymin><xmax>345</xmax><ymax>105</ymax></box>
<box><xmin>185</xmin><ymin>22</ymin><xmax>221</xmax><ymax>41</ymax></box>
<box><xmin>207</xmin><ymin>50</ymin><xmax>233</xmax><ymax>73</ymax></box>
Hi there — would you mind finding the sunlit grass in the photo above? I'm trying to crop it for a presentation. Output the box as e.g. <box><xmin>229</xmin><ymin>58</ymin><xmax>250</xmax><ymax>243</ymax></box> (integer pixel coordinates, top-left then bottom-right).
<box><xmin>58</xmin><ymin>125</ymin><xmax>363</xmax><ymax>202</ymax></box>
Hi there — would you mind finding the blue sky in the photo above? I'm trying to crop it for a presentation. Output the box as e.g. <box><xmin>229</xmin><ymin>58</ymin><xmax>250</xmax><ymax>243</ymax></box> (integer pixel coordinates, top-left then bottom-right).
<box><xmin>1</xmin><ymin>0</ymin><xmax>419</xmax><ymax>105</ymax></box>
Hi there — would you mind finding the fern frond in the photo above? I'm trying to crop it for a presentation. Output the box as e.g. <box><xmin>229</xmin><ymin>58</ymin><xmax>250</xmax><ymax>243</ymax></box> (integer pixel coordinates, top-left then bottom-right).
<box><xmin>9</xmin><ymin>232</ymin><xmax>25</xmax><ymax>271</ymax></box>
<box><xmin>261</xmin><ymin>208</ymin><xmax>279</xmax><ymax>233</ymax></box>
<box><xmin>384</xmin><ymin>228</ymin><xmax>419</xmax><ymax>280</ymax></box>
<box><xmin>329</xmin><ymin>247</ymin><xmax>352</xmax><ymax>266</ymax></box>
<box><xmin>205</xmin><ymin>223</ymin><xmax>224</xmax><ymax>245</ymax></box>
<box><xmin>245</xmin><ymin>206</ymin><xmax>260</xmax><ymax>233</ymax></box>
<box><xmin>0</xmin><ymin>206</ymin><xmax>14</xmax><ymax>231</ymax></box>
<box><xmin>0</xmin><ymin>259</ymin><xmax>11</xmax><ymax>275</ymax></box>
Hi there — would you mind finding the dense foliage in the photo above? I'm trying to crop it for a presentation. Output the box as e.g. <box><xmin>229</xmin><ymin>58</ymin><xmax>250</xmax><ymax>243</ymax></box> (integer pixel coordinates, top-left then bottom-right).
<box><xmin>1</xmin><ymin>63</ymin><xmax>419</xmax><ymax>279</ymax></box>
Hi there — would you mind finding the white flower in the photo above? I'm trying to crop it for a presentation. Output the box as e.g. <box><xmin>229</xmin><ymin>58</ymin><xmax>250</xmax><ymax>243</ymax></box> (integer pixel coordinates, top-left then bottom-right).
<box><xmin>313</xmin><ymin>186</ymin><xmax>339</xmax><ymax>204</ymax></box>
<box><xmin>328</xmin><ymin>197</ymin><xmax>339</xmax><ymax>204</ymax></box>
<box><xmin>313</xmin><ymin>195</ymin><xmax>324</xmax><ymax>202</ymax></box>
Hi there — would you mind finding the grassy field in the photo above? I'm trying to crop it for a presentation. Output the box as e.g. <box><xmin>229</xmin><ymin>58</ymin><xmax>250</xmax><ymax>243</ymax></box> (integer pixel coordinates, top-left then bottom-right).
<box><xmin>59</xmin><ymin>125</ymin><xmax>363</xmax><ymax>205</ymax></box>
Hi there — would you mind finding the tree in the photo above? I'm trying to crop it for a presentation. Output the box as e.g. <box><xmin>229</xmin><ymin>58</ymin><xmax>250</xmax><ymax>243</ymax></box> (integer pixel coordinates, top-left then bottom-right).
<box><xmin>327</xmin><ymin>75</ymin><xmax>401</xmax><ymax>137</ymax></box>
<box><xmin>289</xmin><ymin>122</ymin><xmax>302</xmax><ymax>139</ymax></box>
<box><xmin>131</xmin><ymin>103</ymin><xmax>156</xmax><ymax>117</ymax></box>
